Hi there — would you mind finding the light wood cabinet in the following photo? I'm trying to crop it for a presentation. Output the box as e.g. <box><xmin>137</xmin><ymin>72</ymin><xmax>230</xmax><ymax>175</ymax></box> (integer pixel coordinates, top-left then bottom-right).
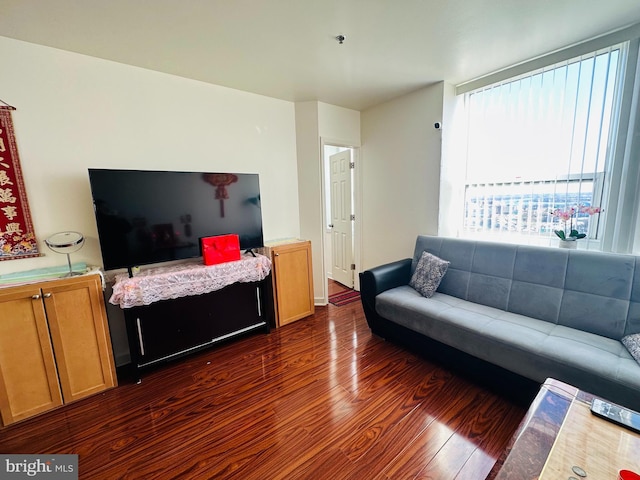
<box><xmin>0</xmin><ymin>283</ymin><xmax>62</xmax><ymax>425</ymax></box>
<box><xmin>265</xmin><ymin>240</ymin><xmax>314</xmax><ymax>327</ymax></box>
<box><xmin>0</xmin><ymin>274</ymin><xmax>116</xmax><ymax>426</ymax></box>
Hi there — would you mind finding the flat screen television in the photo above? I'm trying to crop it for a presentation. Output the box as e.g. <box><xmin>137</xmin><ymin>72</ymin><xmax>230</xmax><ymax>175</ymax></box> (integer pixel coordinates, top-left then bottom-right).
<box><xmin>88</xmin><ymin>168</ymin><xmax>264</xmax><ymax>271</ymax></box>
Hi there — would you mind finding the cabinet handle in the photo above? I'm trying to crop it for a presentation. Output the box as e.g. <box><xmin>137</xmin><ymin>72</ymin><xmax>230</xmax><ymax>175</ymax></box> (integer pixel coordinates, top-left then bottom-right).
<box><xmin>43</xmin><ymin>292</ymin><xmax>52</xmax><ymax>298</ymax></box>
<box><xmin>136</xmin><ymin>317</ymin><xmax>146</xmax><ymax>356</ymax></box>
<box><xmin>31</xmin><ymin>294</ymin><xmax>40</xmax><ymax>300</ymax></box>
<box><xmin>256</xmin><ymin>287</ymin><xmax>262</xmax><ymax>317</ymax></box>
<box><xmin>274</xmin><ymin>253</ymin><xmax>279</xmax><ymax>257</ymax></box>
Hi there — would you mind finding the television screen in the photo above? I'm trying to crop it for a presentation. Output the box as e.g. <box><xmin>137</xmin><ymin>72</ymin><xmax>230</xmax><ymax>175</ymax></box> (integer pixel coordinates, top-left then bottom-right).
<box><xmin>88</xmin><ymin>169</ymin><xmax>264</xmax><ymax>271</ymax></box>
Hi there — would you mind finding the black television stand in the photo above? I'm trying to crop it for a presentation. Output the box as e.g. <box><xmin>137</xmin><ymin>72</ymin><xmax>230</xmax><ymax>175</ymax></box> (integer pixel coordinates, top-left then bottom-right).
<box><xmin>113</xmin><ymin>259</ymin><xmax>274</xmax><ymax>380</ymax></box>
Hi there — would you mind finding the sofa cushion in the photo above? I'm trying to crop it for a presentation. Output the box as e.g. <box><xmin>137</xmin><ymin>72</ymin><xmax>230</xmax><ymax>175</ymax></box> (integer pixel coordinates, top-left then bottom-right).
<box><xmin>409</xmin><ymin>252</ymin><xmax>449</xmax><ymax>298</ymax></box>
<box><xmin>626</xmin><ymin>256</ymin><xmax>640</xmax><ymax>336</ymax></box>
<box><xmin>622</xmin><ymin>333</ymin><xmax>640</xmax><ymax>365</ymax></box>
<box><xmin>375</xmin><ymin>286</ymin><xmax>640</xmax><ymax>409</ymax></box>
<box><xmin>411</xmin><ymin>235</ymin><xmax>638</xmax><ymax>340</ymax></box>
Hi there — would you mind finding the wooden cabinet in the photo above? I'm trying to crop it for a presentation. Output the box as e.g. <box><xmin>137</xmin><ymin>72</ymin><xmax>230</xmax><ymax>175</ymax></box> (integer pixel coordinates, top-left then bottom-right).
<box><xmin>0</xmin><ymin>284</ymin><xmax>62</xmax><ymax>425</ymax></box>
<box><xmin>0</xmin><ymin>275</ymin><xmax>116</xmax><ymax>426</ymax></box>
<box><xmin>265</xmin><ymin>240</ymin><xmax>314</xmax><ymax>327</ymax></box>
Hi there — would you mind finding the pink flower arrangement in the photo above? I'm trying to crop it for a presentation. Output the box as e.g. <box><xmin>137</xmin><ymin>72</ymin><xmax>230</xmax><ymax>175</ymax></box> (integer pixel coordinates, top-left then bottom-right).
<box><xmin>551</xmin><ymin>205</ymin><xmax>602</xmax><ymax>241</ymax></box>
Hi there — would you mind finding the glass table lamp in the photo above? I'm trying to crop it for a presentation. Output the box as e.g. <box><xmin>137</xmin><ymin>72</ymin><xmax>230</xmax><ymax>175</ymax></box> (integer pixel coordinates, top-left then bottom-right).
<box><xmin>45</xmin><ymin>231</ymin><xmax>85</xmax><ymax>277</ymax></box>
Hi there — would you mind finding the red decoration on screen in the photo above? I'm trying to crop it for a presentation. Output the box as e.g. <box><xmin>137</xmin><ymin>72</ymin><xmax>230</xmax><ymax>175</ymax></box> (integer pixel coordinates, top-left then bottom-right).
<box><xmin>202</xmin><ymin>173</ymin><xmax>238</xmax><ymax>217</ymax></box>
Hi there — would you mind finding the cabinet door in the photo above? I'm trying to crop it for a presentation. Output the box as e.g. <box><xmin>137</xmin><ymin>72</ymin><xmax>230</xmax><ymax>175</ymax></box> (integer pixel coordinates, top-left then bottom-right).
<box><xmin>130</xmin><ymin>281</ymin><xmax>264</xmax><ymax>367</ymax></box>
<box><xmin>0</xmin><ymin>285</ymin><xmax>63</xmax><ymax>425</ymax></box>
<box><xmin>131</xmin><ymin>298</ymin><xmax>218</xmax><ymax>365</ymax></box>
<box><xmin>272</xmin><ymin>241</ymin><xmax>314</xmax><ymax>326</ymax></box>
<box><xmin>44</xmin><ymin>276</ymin><xmax>117</xmax><ymax>403</ymax></box>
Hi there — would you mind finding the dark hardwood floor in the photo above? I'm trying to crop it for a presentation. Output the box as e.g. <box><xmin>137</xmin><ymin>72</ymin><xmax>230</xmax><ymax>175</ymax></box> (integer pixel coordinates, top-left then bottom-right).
<box><xmin>1</xmin><ymin>285</ymin><xmax>528</xmax><ymax>479</ymax></box>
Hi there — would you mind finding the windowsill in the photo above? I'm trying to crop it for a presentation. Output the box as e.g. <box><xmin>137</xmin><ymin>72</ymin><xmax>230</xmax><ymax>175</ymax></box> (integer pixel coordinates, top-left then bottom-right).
<box><xmin>460</xmin><ymin>232</ymin><xmax>603</xmax><ymax>251</ymax></box>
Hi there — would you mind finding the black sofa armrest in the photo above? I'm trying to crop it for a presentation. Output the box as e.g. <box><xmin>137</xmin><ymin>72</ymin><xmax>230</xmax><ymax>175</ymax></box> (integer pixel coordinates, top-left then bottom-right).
<box><xmin>359</xmin><ymin>258</ymin><xmax>412</xmax><ymax>331</ymax></box>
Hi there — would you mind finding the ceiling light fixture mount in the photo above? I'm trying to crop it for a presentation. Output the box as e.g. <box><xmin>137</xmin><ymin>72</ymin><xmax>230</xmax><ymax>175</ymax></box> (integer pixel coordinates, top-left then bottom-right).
<box><xmin>335</xmin><ymin>34</ymin><xmax>346</xmax><ymax>45</ymax></box>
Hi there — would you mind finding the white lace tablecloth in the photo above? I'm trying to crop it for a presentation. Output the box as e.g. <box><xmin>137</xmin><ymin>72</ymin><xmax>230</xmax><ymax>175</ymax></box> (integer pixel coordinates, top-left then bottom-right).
<box><xmin>109</xmin><ymin>254</ymin><xmax>272</xmax><ymax>308</ymax></box>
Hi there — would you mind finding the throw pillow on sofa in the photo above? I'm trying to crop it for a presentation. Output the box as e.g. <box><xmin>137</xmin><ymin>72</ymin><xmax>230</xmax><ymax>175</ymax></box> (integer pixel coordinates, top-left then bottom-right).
<box><xmin>622</xmin><ymin>333</ymin><xmax>640</xmax><ymax>365</ymax></box>
<box><xmin>409</xmin><ymin>251</ymin><xmax>450</xmax><ymax>298</ymax></box>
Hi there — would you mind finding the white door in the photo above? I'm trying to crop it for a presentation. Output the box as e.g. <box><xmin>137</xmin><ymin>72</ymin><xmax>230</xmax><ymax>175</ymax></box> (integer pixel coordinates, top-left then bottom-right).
<box><xmin>329</xmin><ymin>150</ymin><xmax>354</xmax><ymax>288</ymax></box>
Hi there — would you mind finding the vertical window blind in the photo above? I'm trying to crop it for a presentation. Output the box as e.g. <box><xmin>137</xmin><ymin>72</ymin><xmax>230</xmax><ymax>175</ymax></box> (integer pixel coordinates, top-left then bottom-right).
<box><xmin>461</xmin><ymin>43</ymin><xmax>625</xmax><ymax>246</ymax></box>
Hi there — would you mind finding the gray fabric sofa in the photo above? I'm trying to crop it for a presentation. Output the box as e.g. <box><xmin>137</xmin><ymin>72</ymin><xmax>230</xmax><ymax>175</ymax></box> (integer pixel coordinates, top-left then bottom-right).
<box><xmin>360</xmin><ymin>235</ymin><xmax>640</xmax><ymax>411</ymax></box>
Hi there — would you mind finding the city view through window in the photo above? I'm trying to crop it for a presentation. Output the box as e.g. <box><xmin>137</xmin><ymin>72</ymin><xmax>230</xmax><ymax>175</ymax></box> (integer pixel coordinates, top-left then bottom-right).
<box><xmin>464</xmin><ymin>180</ymin><xmax>597</xmax><ymax>238</ymax></box>
<box><xmin>461</xmin><ymin>46</ymin><xmax>620</xmax><ymax>245</ymax></box>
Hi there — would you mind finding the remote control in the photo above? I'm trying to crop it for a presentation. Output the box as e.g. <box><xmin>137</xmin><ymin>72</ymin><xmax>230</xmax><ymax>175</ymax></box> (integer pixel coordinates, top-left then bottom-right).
<box><xmin>590</xmin><ymin>398</ymin><xmax>640</xmax><ymax>434</ymax></box>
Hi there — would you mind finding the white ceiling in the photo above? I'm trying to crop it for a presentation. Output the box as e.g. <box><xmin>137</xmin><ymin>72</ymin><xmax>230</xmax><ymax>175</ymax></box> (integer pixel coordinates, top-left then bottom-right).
<box><xmin>1</xmin><ymin>0</ymin><xmax>640</xmax><ymax>111</ymax></box>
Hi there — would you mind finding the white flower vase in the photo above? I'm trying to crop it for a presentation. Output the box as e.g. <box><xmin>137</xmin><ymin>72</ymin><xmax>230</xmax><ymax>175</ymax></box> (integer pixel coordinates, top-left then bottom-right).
<box><xmin>558</xmin><ymin>239</ymin><xmax>578</xmax><ymax>249</ymax></box>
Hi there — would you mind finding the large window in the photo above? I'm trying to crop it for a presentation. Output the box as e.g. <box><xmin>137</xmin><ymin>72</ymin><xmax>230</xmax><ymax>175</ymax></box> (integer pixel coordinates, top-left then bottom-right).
<box><xmin>461</xmin><ymin>44</ymin><xmax>625</xmax><ymax>247</ymax></box>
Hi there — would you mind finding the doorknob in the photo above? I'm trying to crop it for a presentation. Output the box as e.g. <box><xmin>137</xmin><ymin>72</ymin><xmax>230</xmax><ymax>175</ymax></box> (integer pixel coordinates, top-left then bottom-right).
<box><xmin>328</xmin><ymin>224</ymin><xmax>334</xmax><ymax>228</ymax></box>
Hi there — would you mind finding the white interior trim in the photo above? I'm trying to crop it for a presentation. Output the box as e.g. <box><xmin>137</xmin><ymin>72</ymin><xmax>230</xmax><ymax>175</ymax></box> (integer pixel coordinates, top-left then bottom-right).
<box><xmin>320</xmin><ymin>137</ymin><xmax>362</xmax><ymax>293</ymax></box>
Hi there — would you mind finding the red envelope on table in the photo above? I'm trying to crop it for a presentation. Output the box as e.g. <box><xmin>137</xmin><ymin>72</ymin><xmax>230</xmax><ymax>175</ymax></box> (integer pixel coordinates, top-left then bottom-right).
<box><xmin>201</xmin><ymin>234</ymin><xmax>241</xmax><ymax>265</ymax></box>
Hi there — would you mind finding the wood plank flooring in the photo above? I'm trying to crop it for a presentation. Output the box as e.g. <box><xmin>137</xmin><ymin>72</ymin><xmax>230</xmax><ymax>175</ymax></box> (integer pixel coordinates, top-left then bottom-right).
<box><xmin>0</xmin><ymin>288</ymin><xmax>528</xmax><ymax>479</ymax></box>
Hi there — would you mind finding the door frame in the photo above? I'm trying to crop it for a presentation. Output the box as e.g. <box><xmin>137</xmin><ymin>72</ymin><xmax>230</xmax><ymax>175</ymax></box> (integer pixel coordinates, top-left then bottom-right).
<box><xmin>321</xmin><ymin>138</ymin><xmax>362</xmax><ymax>295</ymax></box>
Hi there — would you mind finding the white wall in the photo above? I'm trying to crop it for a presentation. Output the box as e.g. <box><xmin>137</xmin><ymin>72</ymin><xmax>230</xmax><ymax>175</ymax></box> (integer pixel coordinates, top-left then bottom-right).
<box><xmin>0</xmin><ymin>36</ymin><xmax>300</xmax><ymax>365</ymax></box>
<box><xmin>439</xmin><ymin>83</ymin><xmax>467</xmax><ymax>238</ymax></box>
<box><xmin>318</xmin><ymin>103</ymin><xmax>361</xmax><ymax>144</ymax></box>
<box><xmin>318</xmin><ymin>103</ymin><xmax>361</xmax><ymax>296</ymax></box>
<box><xmin>0</xmin><ymin>36</ymin><xmax>300</xmax><ymax>277</ymax></box>
<box><xmin>295</xmin><ymin>101</ymin><xmax>360</xmax><ymax>303</ymax></box>
<box><xmin>360</xmin><ymin>83</ymin><xmax>444</xmax><ymax>269</ymax></box>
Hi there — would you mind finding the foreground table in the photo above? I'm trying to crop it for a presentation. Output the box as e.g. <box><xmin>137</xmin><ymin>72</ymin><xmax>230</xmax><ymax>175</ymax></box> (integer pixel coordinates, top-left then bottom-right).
<box><xmin>488</xmin><ymin>378</ymin><xmax>640</xmax><ymax>479</ymax></box>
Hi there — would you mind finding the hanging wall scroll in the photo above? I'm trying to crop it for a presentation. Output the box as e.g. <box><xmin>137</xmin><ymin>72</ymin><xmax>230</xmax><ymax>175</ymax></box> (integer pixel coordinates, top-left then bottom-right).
<box><xmin>0</xmin><ymin>107</ymin><xmax>40</xmax><ymax>260</ymax></box>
